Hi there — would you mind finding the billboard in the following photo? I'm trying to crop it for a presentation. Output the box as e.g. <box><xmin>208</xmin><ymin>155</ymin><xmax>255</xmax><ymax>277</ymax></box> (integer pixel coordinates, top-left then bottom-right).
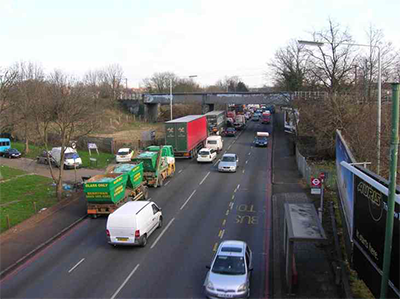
<box><xmin>342</xmin><ymin>163</ymin><xmax>400</xmax><ymax>299</ymax></box>
<box><xmin>335</xmin><ymin>130</ymin><xmax>356</xmax><ymax>238</ymax></box>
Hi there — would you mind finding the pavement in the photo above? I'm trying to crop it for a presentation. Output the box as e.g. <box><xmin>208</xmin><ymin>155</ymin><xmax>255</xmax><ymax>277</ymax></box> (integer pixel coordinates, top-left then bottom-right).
<box><xmin>0</xmin><ymin>116</ymin><xmax>342</xmax><ymax>298</ymax></box>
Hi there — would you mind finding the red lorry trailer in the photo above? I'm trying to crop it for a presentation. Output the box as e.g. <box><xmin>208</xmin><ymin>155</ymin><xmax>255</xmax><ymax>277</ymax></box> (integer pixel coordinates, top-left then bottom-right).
<box><xmin>261</xmin><ymin>111</ymin><xmax>271</xmax><ymax>124</ymax></box>
<box><xmin>165</xmin><ymin>115</ymin><xmax>208</xmax><ymax>158</ymax></box>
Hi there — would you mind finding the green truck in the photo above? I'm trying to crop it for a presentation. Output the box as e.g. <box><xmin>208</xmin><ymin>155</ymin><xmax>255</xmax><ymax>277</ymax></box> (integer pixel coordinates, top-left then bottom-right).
<box><xmin>132</xmin><ymin>145</ymin><xmax>175</xmax><ymax>187</ymax></box>
<box><xmin>84</xmin><ymin>162</ymin><xmax>148</xmax><ymax>218</ymax></box>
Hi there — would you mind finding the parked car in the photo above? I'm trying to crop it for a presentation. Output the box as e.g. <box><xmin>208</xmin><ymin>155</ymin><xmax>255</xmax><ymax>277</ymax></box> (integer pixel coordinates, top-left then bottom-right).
<box><xmin>106</xmin><ymin>201</ymin><xmax>162</xmax><ymax>247</ymax></box>
<box><xmin>116</xmin><ymin>148</ymin><xmax>134</xmax><ymax>163</ymax></box>
<box><xmin>3</xmin><ymin>148</ymin><xmax>21</xmax><ymax>159</ymax></box>
<box><xmin>197</xmin><ymin>148</ymin><xmax>217</xmax><ymax>163</ymax></box>
<box><xmin>36</xmin><ymin>150</ymin><xmax>55</xmax><ymax>165</ymax></box>
<box><xmin>204</xmin><ymin>240</ymin><xmax>253</xmax><ymax>298</ymax></box>
<box><xmin>225</xmin><ymin>127</ymin><xmax>237</xmax><ymax>137</ymax></box>
<box><xmin>218</xmin><ymin>153</ymin><xmax>239</xmax><ymax>172</ymax></box>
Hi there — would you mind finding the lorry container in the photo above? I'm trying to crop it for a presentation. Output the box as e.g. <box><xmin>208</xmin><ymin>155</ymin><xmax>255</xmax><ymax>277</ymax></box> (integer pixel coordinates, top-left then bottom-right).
<box><xmin>132</xmin><ymin>146</ymin><xmax>175</xmax><ymax>187</ymax></box>
<box><xmin>205</xmin><ymin>110</ymin><xmax>226</xmax><ymax>135</ymax></box>
<box><xmin>165</xmin><ymin>115</ymin><xmax>208</xmax><ymax>158</ymax></box>
<box><xmin>84</xmin><ymin>162</ymin><xmax>148</xmax><ymax>218</ymax></box>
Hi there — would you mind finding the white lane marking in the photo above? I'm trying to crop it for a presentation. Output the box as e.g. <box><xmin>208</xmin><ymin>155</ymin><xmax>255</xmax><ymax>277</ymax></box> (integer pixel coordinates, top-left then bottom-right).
<box><xmin>110</xmin><ymin>264</ymin><xmax>140</xmax><ymax>299</ymax></box>
<box><xmin>214</xmin><ymin>159</ymin><xmax>220</xmax><ymax>167</ymax></box>
<box><xmin>224</xmin><ymin>151</ymin><xmax>227</xmax><ymax>154</ymax></box>
<box><xmin>237</xmin><ymin>184</ymin><xmax>240</xmax><ymax>190</ymax></box>
<box><xmin>151</xmin><ymin>218</ymin><xmax>175</xmax><ymax>249</ymax></box>
<box><xmin>227</xmin><ymin>145</ymin><xmax>231</xmax><ymax>150</ymax></box>
<box><xmin>178</xmin><ymin>169</ymin><xmax>183</xmax><ymax>174</ymax></box>
<box><xmin>165</xmin><ymin>181</ymin><xmax>170</xmax><ymax>186</ymax></box>
<box><xmin>148</xmin><ymin>198</ymin><xmax>152</xmax><ymax>201</ymax></box>
<box><xmin>242</xmin><ymin>170</ymin><xmax>245</xmax><ymax>174</ymax></box>
<box><xmin>199</xmin><ymin>172</ymin><xmax>211</xmax><ymax>185</ymax></box>
<box><xmin>68</xmin><ymin>258</ymin><xmax>85</xmax><ymax>273</ymax></box>
<box><xmin>246</xmin><ymin>160</ymin><xmax>249</xmax><ymax>164</ymax></box>
<box><xmin>180</xmin><ymin>190</ymin><xmax>197</xmax><ymax>210</ymax></box>
<box><xmin>248</xmin><ymin>152</ymin><xmax>251</xmax><ymax>156</ymax></box>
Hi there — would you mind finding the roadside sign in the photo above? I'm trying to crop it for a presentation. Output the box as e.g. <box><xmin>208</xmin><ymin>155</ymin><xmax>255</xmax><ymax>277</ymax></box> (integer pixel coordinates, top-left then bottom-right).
<box><xmin>88</xmin><ymin>143</ymin><xmax>99</xmax><ymax>156</ymax></box>
<box><xmin>311</xmin><ymin>177</ymin><xmax>321</xmax><ymax>194</ymax></box>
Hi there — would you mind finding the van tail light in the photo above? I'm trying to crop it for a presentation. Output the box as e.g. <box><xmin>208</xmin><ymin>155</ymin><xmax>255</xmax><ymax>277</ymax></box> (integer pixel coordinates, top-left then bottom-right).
<box><xmin>135</xmin><ymin>230</ymin><xmax>140</xmax><ymax>238</ymax></box>
<box><xmin>106</xmin><ymin>229</ymin><xmax>110</xmax><ymax>237</ymax></box>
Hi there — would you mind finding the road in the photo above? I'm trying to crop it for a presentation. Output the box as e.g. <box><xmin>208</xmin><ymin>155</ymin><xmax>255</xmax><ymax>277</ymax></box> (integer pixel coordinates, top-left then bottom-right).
<box><xmin>0</xmin><ymin>120</ymin><xmax>273</xmax><ymax>298</ymax></box>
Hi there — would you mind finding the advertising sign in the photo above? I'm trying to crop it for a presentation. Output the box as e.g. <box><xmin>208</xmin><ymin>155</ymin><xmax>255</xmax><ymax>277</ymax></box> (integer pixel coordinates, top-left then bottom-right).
<box><xmin>353</xmin><ymin>175</ymin><xmax>400</xmax><ymax>298</ymax></box>
<box><xmin>335</xmin><ymin>130</ymin><xmax>356</xmax><ymax>239</ymax></box>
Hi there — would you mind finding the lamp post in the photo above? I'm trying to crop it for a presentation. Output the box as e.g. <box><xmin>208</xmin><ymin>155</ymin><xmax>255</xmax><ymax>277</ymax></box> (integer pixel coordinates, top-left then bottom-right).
<box><xmin>169</xmin><ymin>75</ymin><xmax>197</xmax><ymax>120</ymax></box>
<box><xmin>298</xmin><ymin>40</ymin><xmax>382</xmax><ymax>174</ymax></box>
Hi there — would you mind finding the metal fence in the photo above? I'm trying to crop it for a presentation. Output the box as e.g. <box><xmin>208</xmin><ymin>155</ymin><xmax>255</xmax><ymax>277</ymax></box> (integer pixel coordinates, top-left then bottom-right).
<box><xmin>295</xmin><ymin>145</ymin><xmax>337</xmax><ymax>189</ymax></box>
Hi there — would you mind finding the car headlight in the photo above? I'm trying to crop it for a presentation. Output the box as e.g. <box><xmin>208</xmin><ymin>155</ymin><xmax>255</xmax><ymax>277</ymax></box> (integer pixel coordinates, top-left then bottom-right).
<box><xmin>206</xmin><ymin>281</ymin><xmax>214</xmax><ymax>291</ymax></box>
<box><xmin>237</xmin><ymin>283</ymin><xmax>248</xmax><ymax>292</ymax></box>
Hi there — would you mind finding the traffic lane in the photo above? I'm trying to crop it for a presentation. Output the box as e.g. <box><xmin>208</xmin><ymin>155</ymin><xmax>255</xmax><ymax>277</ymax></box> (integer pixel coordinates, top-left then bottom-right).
<box><xmin>0</xmin><ymin>217</ymin><xmax>154</xmax><ymax>299</ymax></box>
<box><xmin>116</xmin><ymin>157</ymin><xmax>247</xmax><ymax>298</ymax></box>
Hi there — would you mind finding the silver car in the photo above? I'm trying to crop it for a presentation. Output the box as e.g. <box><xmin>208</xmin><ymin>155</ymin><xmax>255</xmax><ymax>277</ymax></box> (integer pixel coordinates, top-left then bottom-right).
<box><xmin>218</xmin><ymin>154</ymin><xmax>239</xmax><ymax>173</ymax></box>
<box><xmin>204</xmin><ymin>240</ymin><xmax>253</xmax><ymax>298</ymax></box>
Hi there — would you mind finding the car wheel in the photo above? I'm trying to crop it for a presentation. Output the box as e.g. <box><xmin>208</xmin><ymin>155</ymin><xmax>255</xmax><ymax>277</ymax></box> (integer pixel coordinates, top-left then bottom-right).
<box><xmin>158</xmin><ymin>217</ymin><xmax>163</xmax><ymax>228</ymax></box>
<box><xmin>8</xmin><ymin>155</ymin><xmax>11</xmax><ymax>159</ymax></box>
<box><xmin>141</xmin><ymin>235</ymin><xmax>147</xmax><ymax>247</ymax></box>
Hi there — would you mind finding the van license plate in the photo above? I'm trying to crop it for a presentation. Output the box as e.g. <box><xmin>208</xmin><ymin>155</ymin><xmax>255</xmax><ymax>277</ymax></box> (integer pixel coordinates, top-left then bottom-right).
<box><xmin>117</xmin><ymin>237</ymin><xmax>128</xmax><ymax>241</ymax></box>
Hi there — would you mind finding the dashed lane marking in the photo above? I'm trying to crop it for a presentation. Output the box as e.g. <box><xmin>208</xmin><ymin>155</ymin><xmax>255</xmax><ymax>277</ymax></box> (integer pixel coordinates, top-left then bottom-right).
<box><xmin>110</xmin><ymin>264</ymin><xmax>140</xmax><ymax>299</ymax></box>
<box><xmin>180</xmin><ymin>190</ymin><xmax>197</xmax><ymax>210</ymax></box>
<box><xmin>68</xmin><ymin>258</ymin><xmax>85</xmax><ymax>273</ymax></box>
<box><xmin>151</xmin><ymin>218</ymin><xmax>175</xmax><ymax>249</ymax></box>
<box><xmin>199</xmin><ymin>172</ymin><xmax>211</xmax><ymax>185</ymax></box>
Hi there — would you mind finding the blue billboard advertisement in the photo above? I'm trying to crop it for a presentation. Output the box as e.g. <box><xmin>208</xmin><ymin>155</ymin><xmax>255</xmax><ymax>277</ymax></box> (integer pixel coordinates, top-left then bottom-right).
<box><xmin>335</xmin><ymin>130</ymin><xmax>356</xmax><ymax>238</ymax></box>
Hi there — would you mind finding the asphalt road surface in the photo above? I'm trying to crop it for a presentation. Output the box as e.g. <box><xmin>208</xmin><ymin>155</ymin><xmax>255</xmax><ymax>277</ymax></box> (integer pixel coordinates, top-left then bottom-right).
<box><xmin>0</xmin><ymin>120</ymin><xmax>273</xmax><ymax>298</ymax></box>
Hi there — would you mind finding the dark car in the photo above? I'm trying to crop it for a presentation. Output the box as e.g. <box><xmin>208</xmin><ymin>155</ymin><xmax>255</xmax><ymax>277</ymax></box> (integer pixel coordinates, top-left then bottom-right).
<box><xmin>3</xmin><ymin>148</ymin><xmax>22</xmax><ymax>159</ymax></box>
<box><xmin>36</xmin><ymin>150</ymin><xmax>55</xmax><ymax>165</ymax></box>
<box><xmin>225</xmin><ymin>127</ymin><xmax>237</xmax><ymax>137</ymax></box>
<box><xmin>254</xmin><ymin>136</ymin><xmax>268</xmax><ymax>147</ymax></box>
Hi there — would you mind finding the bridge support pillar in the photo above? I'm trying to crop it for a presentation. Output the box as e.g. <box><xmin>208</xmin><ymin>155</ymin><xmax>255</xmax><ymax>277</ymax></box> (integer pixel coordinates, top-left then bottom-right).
<box><xmin>144</xmin><ymin>103</ymin><xmax>160</xmax><ymax>122</ymax></box>
<box><xmin>202</xmin><ymin>104</ymin><xmax>214</xmax><ymax>114</ymax></box>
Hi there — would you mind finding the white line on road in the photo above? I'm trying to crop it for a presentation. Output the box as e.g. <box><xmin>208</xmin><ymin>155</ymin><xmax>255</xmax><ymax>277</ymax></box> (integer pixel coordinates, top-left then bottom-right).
<box><xmin>178</xmin><ymin>169</ymin><xmax>183</xmax><ymax>174</ymax></box>
<box><xmin>227</xmin><ymin>145</ymin><xmax>231</xmax><ymax>150</ymax></box>
<box><xmin>180</xmin><ymin>190</ymin><xmax>197</xmax><ymax>210</ymax></box>
<box><xmin>68</xmin><ymin>258</ymin><xmax>85</xmax><ymax>273</ymax></box>
<box><xmin>246</xmin><ymin>160</ymin><xmax>249</xmax><ymax>164</ymax></box>
<box><xmin>110</xmin><ymin>264</ymin><xmax>140</xmax><ymax>299</ymax></box>
<box><xmin>248</xmin><ymin>152</ymin><xmax>251</xmax><ymax>156</ymax></box>
<box><xmin>147</xmin><ymin>198</ymin><xmax>152</xmax><ymax>201</ymax></box>
<box><xmin>151</xmin><ymin>218</ymin><xmax>175</xmax><ymax>249</ymax></box>
<box><xmin>165</xmin><ymin>181</ymin><xmax>170</xmax><ymax>186</ymax></box>
<box><xmin>237</xmin><ymin>184</ymin><xmax>240</xmax><ymax>190</ymax></box>
<box><xmin>242</xmin><ymin>170</ymin><xmax>245</xmax><ymax>174</ymax></box>
<box><xmin>199</xmin><ymin>172</ymin><xmax>210</xmax><ymax>185</ymax></box>
<box><xmin>214</xmin><ymin>159</ymin><xmax>220</xmax><ymax>167</ymax></box>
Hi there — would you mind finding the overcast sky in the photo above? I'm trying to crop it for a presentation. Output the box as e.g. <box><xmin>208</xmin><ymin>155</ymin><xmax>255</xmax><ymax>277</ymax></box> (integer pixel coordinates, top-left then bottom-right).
<box><xmin>1</xmin><ymin>0</ymin><xmax>399</xmax><ymax>88</ymax></box>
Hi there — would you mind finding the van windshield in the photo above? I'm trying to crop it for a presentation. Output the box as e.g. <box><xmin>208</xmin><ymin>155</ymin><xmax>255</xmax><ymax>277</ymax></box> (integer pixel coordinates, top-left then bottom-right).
<box><xmin>65</xmin><ymin>153</ymin><xmax>79</xmax><ymax>160</ymax></box>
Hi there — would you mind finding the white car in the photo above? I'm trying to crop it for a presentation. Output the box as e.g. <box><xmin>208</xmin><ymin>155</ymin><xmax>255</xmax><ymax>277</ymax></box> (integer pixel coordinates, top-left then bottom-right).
<box><xmin>116</xmin><ymin>148</ymin><xmax>134</xmax><ymax>163</ymax></box>
<box><xmin>197</xmin><ymin>148</ymin><xmax>217</xmax><ymax>163</ymax></box>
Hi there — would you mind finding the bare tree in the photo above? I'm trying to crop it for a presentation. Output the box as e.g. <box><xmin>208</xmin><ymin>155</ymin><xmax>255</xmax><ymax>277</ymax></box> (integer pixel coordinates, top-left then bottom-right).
<box><xmin>98</xmin><ymin>64</ymin><xmax>124</xmax><ymax>102</ymax></box>
<box><xmin>143</xmin><ymin>72</ymin><xmax>178</xmax><ymax>93</ymax></box>
<box><xmin>305</xmin><ymin>19</ymin><xmax>357</xmax><ymax>93</ymax></box>
<box><xmin>33</xmin><ymin>70</ymin><xmax>99</xmax><ymax>201</ymax></box>
<box><xmin>268</xmin><ymin>40</ymin><xmax>308</xmax><ymax>91</ymax></box>
<box><xmin>11</xmin><ymin>61</ymin><xmax>46</xmax><ymax>153</ymax></box>
<box><xmin>0</xmin><ymin>66</ymin><xmax>18</xmax><ymax>133</ymax></box>
<box><xmin>215</xmin><ymin>76</ymin><xmax>241</xmax><ymax>92</ymax></box>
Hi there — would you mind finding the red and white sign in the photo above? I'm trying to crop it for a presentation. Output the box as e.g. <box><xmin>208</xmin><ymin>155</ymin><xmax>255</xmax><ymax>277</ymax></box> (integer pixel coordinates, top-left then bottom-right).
<box><xmin>311</xmin><ymin>177</ymin><xmax>321</xmax><ymax>194</ymax></box>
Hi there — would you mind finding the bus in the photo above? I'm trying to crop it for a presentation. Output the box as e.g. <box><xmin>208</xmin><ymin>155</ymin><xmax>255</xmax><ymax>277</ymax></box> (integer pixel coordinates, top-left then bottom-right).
<box><xmin>0</xmin><ymin>138</ymin><xmax>11</xmax><ymax>155</ymax></box>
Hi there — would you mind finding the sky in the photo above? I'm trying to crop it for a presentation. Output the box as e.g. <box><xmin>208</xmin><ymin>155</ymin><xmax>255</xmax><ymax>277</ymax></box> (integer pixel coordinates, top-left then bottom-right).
<box><xmin>1</xmin><ymin>0</ymin><xmax>399</xmax><ymax>88</ymax></box>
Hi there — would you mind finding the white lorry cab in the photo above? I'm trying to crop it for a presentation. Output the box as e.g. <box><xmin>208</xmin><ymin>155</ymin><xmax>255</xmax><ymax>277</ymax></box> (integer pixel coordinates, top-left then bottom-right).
<box><xmin>50</xmin><ymin>147</ymin><xmax>82</xmax><ymax>169</ymax></box>
<box><xmin>106</xmin><ymin>201</ymin><xmax>163</xmax><ymax>247</ymax></box>
<box><xmin>205</xmin><ymin>136</ymin><xmax>223</xmax><ymax>152</ymax></box>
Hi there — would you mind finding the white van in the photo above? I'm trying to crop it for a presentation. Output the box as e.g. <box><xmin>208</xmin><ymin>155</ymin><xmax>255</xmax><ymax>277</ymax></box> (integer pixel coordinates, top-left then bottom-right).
<box><xmin>106</xmin><ymin>201</ymin><xmax>162</xmax><ymax>247</ymax></box>
<box><xmin>205</xmin><ymin>136</ymin><xmax>223</xmax><ymax>152</ymax></box>
<box><xmin>50</xmin><ymin>147</ymin><xmax>82</xmax><ymax>169</ymax></box>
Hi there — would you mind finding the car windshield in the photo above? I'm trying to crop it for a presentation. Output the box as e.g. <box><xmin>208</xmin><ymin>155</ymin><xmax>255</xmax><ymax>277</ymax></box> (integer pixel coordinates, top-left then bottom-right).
<box><xmin>207</xmin><ymin>140</ymin><xmax>217</xmax><ymax>144</ymax></box>
<box><xmin>65</xmin><ymin>153</ymin><xmax>79</xmax><ymax>159</ymax></box>
<box><xmin>227</xmin><ymin>128</ymin><xmax>235</xmax><ymax>132</ymax></box>
<box><xmin>118</xmin><ymin>150</ymin><xmax>129</xmax><ymax>155</ymax></box>
<box><xmin>212</xmin><ymin>256</ymin><xmax>245</xmax><ymax>275</ymax></box>
<box><xmin>256</xmin><ymin>137</ymin><xmax>267</xmax><ymax>142</ymax></box>
<box><xmin>222</xmin><ymin>156</ymin><xmax>235</xmax><ymax>162</ymax></box>
<box><xmin>8</xmin><ymin>149</ymin><xmax>18</xmax><ymax>153</ymax></box>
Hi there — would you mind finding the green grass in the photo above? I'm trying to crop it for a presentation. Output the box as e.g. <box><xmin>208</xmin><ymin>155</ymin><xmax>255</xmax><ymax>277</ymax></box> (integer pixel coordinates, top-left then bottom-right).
<box><xmin>0</xmin><ymin>165</ymin><xmax>26</xmax><ymax>180</ymax></box>
<box><xmin>0</xmin><ymin>166</ymin><xmax>56</xmax><ymax>233</ymax></box>
<box><xmin>12</xmin><ymin>141</ymin><xmax>114</xmax><ymax>170</ymax></box>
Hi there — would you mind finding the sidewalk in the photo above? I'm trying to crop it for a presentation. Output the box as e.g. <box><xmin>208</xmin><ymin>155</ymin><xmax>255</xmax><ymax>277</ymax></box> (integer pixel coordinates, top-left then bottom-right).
<box><xmin>271</xmin><ymin>112</ymin><xmax>339</xmax><ymax>298</ymax></box>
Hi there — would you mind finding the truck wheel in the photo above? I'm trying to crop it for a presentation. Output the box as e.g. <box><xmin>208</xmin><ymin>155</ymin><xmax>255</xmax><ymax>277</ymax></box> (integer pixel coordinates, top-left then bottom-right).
<box><xmin>142</xmin><ymin>186</ymin><xmax>149</xmax><ymax>199</ymax></box>
<box><xmin>158</xmin><ymin>217</ymin><xmax>163</xmax><ymax>228</ymax></box>
<box><xmin>91</xmin><ymin>214</ymin><xmax>98</xmax><ymax>219</ymax></box>
<box><xmin>141</xmin><ymin>235</ymin><xmax>148</xmax><ymax>247</ymax></box>
<box><xmin>158</xmin><ymin>178</ymin><xmax>164</xmax><ymax>187</ymax></box>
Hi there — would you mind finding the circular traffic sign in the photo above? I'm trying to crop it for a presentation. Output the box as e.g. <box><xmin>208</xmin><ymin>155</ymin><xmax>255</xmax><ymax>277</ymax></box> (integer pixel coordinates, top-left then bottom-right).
<box><xmin>71</xmin><ymin>142</ymin><xmax>77</xmax><ymax>149</ymax></box>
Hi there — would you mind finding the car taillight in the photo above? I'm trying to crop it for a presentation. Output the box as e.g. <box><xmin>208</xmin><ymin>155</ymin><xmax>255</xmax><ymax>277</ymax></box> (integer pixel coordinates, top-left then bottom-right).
<box><xmin>135</xmin><ymin>230</ymin><xmax>140</xmax><ymax>238</ymax></box>
<box><xmin>106</xmin><ymin>229</ymin><xmax>110</xmax><ymax>237</ymax></box>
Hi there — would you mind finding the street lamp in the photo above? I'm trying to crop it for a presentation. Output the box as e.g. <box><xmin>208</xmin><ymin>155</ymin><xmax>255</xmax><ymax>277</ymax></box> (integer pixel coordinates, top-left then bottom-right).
<box><xmin>298</xmin><ymin>40</ymin><xmax>382</xmax><ymax>174</ymax></box>
<box><xmin>169</xmin><ymin>75</ymin><xmax>198</xmax><ymax>120</ymax></box>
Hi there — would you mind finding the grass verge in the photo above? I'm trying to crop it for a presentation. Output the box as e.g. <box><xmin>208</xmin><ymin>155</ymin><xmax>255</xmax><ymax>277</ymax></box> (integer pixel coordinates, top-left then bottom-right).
<box><xmin>0</xmin><ymin>165</ymin><xmax>57</xmax><ymax>233</ymax></box>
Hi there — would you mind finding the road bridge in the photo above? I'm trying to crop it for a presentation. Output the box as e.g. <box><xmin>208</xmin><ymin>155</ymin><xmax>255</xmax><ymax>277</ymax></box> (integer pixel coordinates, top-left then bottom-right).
<box><xmin>143</xmin><ymin>92</ymin><xmax>293</xmax><ymax>121</ymax></box>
